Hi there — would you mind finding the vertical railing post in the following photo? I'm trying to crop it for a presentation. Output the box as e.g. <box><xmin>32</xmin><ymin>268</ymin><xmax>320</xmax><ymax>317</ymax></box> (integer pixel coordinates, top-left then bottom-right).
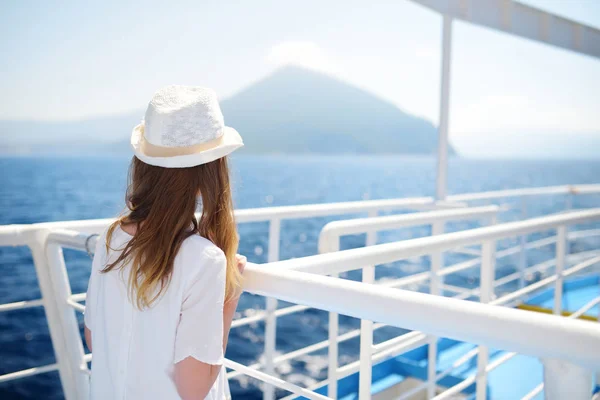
<box><xmin>45</xmin><ymin>241</ymin><xmax>90</xmax><ymax>400</ymax></box>
<box><xmin>435</xmin><ymin>14</ymin><xmax>453</xmax><ymax>201</ymax></box>
<box><xmin>476</xmin><ymin>239</ymin><xmax>496</xmax><ymax>400</ymax></box>
<box><xmin>263</xmin><ymin>218</ymin><xmax>280</xmax><ymax>400</ymax></box>
<box><xmin>324</xmin><ymin>236</ymin><xmax>340</xmax><ymax>399</ymax></box>
<box><xmin>543</xmin><ymin>358</ymin><xmax>592</xmax><ymax>399</ymax></box>
<box><xmin>554</xmin><ymin>226</ymin><xmax>567</xmax><ymax>315</ymax></box>
<box><xmin>28</xmin><ymin>230</ymin><xmax>80</xmax><ymax>400</ymax></box>
<box><xmin>518</xmin><ymin>197</ymin><xmax>528</xmax><ymax>291</ymax></box>
<box><xmin>427</xmin><ymin>221</ymin><xmax>444</xmax><ymax>398</ymax></box>
<box><xmin>358</xmin><ymin>210</ymin><xmax>378</xmax><ymax>399</ymax></box>
<box><xmin>565</xmin><ymin>191</ymin><xmax>573</xmax><ymax>211</ymax></box>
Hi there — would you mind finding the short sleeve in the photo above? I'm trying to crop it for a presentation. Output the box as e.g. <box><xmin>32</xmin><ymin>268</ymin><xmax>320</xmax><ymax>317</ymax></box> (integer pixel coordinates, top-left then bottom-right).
<box><xmin>84</xmin><ymin>233</ymin><xmax>106</xmax><ymax>331</ymax></box>
<box><xmin>174</xmin><ymin>245</ymin><xmax>227</xmax><ymax>366</ymax></box>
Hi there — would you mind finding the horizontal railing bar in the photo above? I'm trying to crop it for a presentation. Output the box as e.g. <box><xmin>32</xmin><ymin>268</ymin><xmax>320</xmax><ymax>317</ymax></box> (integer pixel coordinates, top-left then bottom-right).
<box><xmin>447</xmin><ymin>184</ymin><xmax>599</xmax><ymax>202</ymax></box>
<box><xmin>568</xmin><ymin>228</ymin><xmax>600</xmax><ymax>240</ymax></box>
<box><xmin>3</xmin><ymin>184</ymin><xmax>599</xmax><ymax>247</ymax></box>
<box><xmin>319</xmin><ymin>206</ymin><xmax>499</xmax><ymax>250</ymax></box>
<box><xmin>243</xmin><ymin>262</ymin><xmax>600</xmax><ymax>369</ymax></box>
<box><xmin>227</xmin><ymin>321</ymin><xmax>389</xmax><ymax>380</ymax></box>
<box><xmin>338</xmin><ymin>332</ymin><xmax>429</xmax><ymax>378</ymax></box>
<box><xmin>70</xmin><ymin>293</ymin><xmax>86</xmax><ymax>302</ymax></box>
<box><xmin>397</xmin><ymin>346</ymin><xmax>480</xmax><ymax>400</ymax></box>
<box><xmin>235</xmin><ymin>197</ymin><xmax>437</xmax><ymax>223</ymax></box>
<box><xmin>439</xmin><ymin>283</ymin><xmax>472</xmax><ymax>294</ymax></box>
<box><xmin>0</xmin><ymin>197</ymin><xmax>437</xmax><ymax>247</ymax></box>
<box><xmin>522</xmin><ymin>383</ymin><xmax>544</xmax><ymax>400</ymax></box>
<box><xmin>230</xmin><ymin>312</ymin><xmax>266</xmax><ymax>328</ymax></box>
<box><xmin>569</xmin><ymin>296</ymin><xmax>600</xmax><ymax>320</ymax></box>
<box><xmin>452</xmin><ymin>247</ymin><xmax>480</xmax><ymax>256</ymax></box>
<box><xmin>380</xmin><ymin>271</ymin><xmax>430</xmax><ymax>288</ymax></box>
<box><xmin>223</xmin><ymin>359</ymin><xmax>330</xmax><ymax>400</ymax></box>
<box><xmin>0</xmin><ymin>363</ymin><xmax>59</xmax><ymax>383</ymax></box>
<box><xmin>492</xmin><ymin>255</ymin><xmax>600</xmax><ymax>306</ymax></box>
<box><xmin>276</xmin><ymin>208</ymin><xmax>600</xmax><ymax>276</ymax></box>
<box><xmin>0</xmin><ymin>298</ymin><xmax>45</xmax><ymax>312</ymax></box>
<box><xmin>66</xmin><ymin>299</ymin><xmax>85</xmax><ymax>313</ymax></box>
<box><xmin>372</xmin><ymin>330</ymin><xmax>425</xmax><ymax>353</ymax></box>
<box><xmin>433</xmin><ymin>351</ymin><xmax>518</xmax><ymax>400</ymax></box>
<box><xmin>231</xmin><ymin>304</ymin><xmax>310</xmax><ymax>329</ymax></box>
<box><xmin>365</xmin><ymin>239</ymin><xmax>579</xmax><ymax>291</ymax></box>
<box><xmin>493</xmin><ymin>258</ymin><xmax>556</xmax><ymax>289</ymax></box>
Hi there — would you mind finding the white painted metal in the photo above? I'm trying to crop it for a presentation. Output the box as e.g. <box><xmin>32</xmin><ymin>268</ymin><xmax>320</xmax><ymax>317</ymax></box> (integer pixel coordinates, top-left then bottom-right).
<box><xmin>263</xmin><ymin>218</ymin><xmax>280</xmax><ymax>400</ymax></box>
<box><xmin>491</xmin><ymin>255</ymin><xmax>600</xmax><ymax>306</ymax></box>
<box><xmin>543</xmin><ymin>358</ymin><xmax>592</xmax><ymax>400</ymax></box>
<box><xmin>243</xmin><ymin>263</ymin><xmax>600</xmax><ymax>370</ymax></box>
<box><xmin>518</xmin><ymin>197</ymin><xmax>527</xmax><ymax>291</ymax></box>
<box><xmin>428</xmin><ymin>220</ymin><xmax>444</xmax><ymax>398</ymax></box>
<box><xmin>223</xmin><ymin>359</ymin><xmax>331</xmax><ymax>400</ymax></box>
<box><xmin>280</xmin><ymin>208</ymin><xmax>600</xmax><ymax>275</ymax></box>
<box><xmin>411</xmin><ymin>0</ymin><xmax>600</xmax><ymax>60</ymax></box>
<box><xmin>0</xmin><ymin>363</ymin><xmax>59</xmax><ymax>384</ymax></box>
<box><xmin>448</xmin><ymin>184</ymin><xmax>600</xmax><ymax>202</ymax></box>
<box><xmin>554</xmin><ymin>226</ymin><xmax>567</xmax><ymax>315</ymax></box>
<box><xmin>318</xmin><ymin>206</ymin><xmax>498</xmax><ymax>247</ymax></box>
<box><xmin>0</xmin><ymin>298</ymin><xmax>45</xmax><ymax>312</ymax></box>
<box><xmin>521</xmin><ymin>383</ymin><xmax>544</xmax><ymax>400</ymax></box>
<box><xmin>3</xmin><ymin>185</ymin><xmax>600</xmax><ymax>249</ymax></box>
<box><xmin>325</xmin><ymin>237</ymin><xmax>341</xmax><ymax>399</ymax></box>
<box><xmin>476</xmin><ymin>240</ymin><xmax>495</xmax><ymax>400</ymax></box>
<box><xmin>28</xmin><ymin>231</ymin><xmax>80</xmax><ymax>400</ymax></box>
<box><xmin>435</xmin><ymin>14</ymin><xmax>453</xmax><ymax>201</ymax></box>
<box><xmin>358</xmin><ymin>210</ymin><xmax>377</xmax><ymax>400</ymax></box>
<box><xmin>2</xmin><ymin>188</ymin><xmax>600</xmax><ymax>397</ymax></box>
<box><xmin>318</xmin><ymin>206</ymin><xmax>499</xmax><ymax>398</ymax></box>
<box><xmin>45</xmin><ymin>241</ymin><xmax>90</xmax><ymax>400</ymax></box>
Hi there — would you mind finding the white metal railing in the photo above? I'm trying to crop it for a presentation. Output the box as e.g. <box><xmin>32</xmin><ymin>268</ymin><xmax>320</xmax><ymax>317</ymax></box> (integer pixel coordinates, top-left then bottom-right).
<box><xmin>33</xmin><ymin>210</ymin><xmax>600</xmax><ymax>400</ymax></box>
<box><xmin>1</xmin><ymin>184</ymin><xmax>599</xmax><ymax>399</ymax></box>
<box><xmin>0</xmin><ymin>195</ymin><xmax>447</xmax><ymax>400</ymax></box>
<box><xmin>317</xmin><ymin>205</ymin><xmax>500</xmax><ymax>398</ymax></box>
<box><xmin>261</xmin><ymin>207</ymin><xmax>600</xmax><ymax>399</ymax></box>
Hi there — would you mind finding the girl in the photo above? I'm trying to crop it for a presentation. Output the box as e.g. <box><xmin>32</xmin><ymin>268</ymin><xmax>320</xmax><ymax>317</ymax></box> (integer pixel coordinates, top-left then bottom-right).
<box><xmin>84</xmin><ymin>85</ymin><xmax>246</xmax><ymax>400</ymax></box>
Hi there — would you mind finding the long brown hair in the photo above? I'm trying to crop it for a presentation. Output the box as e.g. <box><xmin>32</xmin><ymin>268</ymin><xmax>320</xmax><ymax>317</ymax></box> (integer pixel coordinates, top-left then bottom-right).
<box><xmin>103</xmin><ymin>156</ymin><xmax>241</xmax><ymax>308</ymax></box>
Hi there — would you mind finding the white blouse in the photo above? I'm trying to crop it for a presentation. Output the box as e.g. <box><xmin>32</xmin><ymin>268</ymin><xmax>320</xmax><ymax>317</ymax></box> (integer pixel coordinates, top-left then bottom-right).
<box><xmin>85</xmin><ymin>226</ymin><xmax>229</xmax><ymax>400</ymax></box>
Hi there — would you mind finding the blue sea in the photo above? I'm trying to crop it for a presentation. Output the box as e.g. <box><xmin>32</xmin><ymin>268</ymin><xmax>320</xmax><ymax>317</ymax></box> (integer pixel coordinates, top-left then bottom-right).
<box><xmin>1</xmin><ymin>155</ymin><xmax>599</xmax><ymax>399</ymax></box>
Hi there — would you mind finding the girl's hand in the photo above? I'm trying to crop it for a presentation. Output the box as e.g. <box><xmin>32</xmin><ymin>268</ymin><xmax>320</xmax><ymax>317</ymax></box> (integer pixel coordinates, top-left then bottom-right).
<box><xmin>236</xmin><ymin>254</ymin><xmax>247</xmax><ymax>274</ymax></box>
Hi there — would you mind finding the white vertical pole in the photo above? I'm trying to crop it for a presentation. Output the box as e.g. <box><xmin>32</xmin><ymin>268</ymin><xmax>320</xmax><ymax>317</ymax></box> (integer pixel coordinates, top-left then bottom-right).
<box><xmin>264</xmin><ymin>219</ymin><xmax>280</xmax><ymax>400</ymax></box>
<box><xmin>435</xmin><ymin>15</ymin><xmax>453</xmax><ymax>201</ymax></box>
<box><xmin>565</xmin><ymin>193</ymin><xmax>573</xmax><ymax>211</ymax></box>
<box><xmin>518</xmin><ymin>197</ymin><xmax>528</xmax><ymax>292</ymax></box>
<box><xmin>326</xmin><ymin>238</ymin><xmax>341</xmax><ymax>399</ymax></box>
<box><xmin>358</xmin><ymin>211</ymin><xmax>378</xmax><ymax>399</ymax></box>
<box><xmin>427</xmin><ymin>221</ymin><xmax>444</xmax><ymax>398</ymax></box>
<box><xmin>28</xmin><ymin>232</ymin><xmax>80</xmax><ymax>400</ymax></box>
<box><xmin>476</xmin><ymin>240</ymin><xmax>495</xmax><ymax>400</ymax></box>
<box><xmin>554</xmin><ymin>226</ymin><xmax>567</xmax><ymax>315</ymax></box>
<box><xmin>543</xmin><ymin>358</ymin><xmax>592</xmax><ymax>399</ymax></box>
<box><xmin>46</xmin><ymin>242</ymin><xmax>90</xmax><ymax>400</ymax></box>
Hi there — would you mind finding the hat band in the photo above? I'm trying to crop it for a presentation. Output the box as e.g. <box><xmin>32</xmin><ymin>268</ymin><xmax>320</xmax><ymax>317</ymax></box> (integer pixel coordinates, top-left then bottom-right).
<box><xmin>141</xmin><ymin>131</ymin><xmax>225</xmax><ymax>157</ymax></box>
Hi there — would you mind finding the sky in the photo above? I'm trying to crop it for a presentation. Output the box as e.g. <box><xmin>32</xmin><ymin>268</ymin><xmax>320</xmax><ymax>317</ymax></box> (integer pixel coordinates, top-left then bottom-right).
<box><xmin>1</xmin><ymin>0</ymin><xmax>599</xmax><ymax>155</ymax></box>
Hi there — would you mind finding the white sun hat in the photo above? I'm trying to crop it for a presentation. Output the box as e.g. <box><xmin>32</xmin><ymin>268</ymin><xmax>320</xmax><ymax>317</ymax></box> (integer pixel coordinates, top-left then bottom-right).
<box><xmin>131</xmin><ymin>85</ymin><xmax>243</xmax><ymax>168</ymax></box>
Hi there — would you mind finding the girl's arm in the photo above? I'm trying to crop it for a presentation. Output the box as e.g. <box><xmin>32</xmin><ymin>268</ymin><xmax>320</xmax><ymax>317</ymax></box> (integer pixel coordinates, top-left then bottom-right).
<box><xmin>223</xmin><ymin>255</ymin><xmax>246</xmax><ymax>350</ymax></box>
<box><xmin>84</xmin><ymin>326</ymin><xmax>92</xmax><ymax>352</ymax></box>
<box><xmin>174</xmin><ymin>254</ymin><xmax>246</xmax><ymax>400</ymax></box>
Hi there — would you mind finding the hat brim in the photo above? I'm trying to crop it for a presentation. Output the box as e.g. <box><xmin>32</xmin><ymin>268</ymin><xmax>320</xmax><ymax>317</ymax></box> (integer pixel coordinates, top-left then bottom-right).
<box><xmin>131</xmin><ymin>124</ymin><xmax>244</xmax><ymax>168</ymax></box>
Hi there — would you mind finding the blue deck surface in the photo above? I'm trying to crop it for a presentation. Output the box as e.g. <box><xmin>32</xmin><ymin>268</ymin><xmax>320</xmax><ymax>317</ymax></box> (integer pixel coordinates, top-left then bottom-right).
<box><xmin>297</xmin><ymin>274</ymin><xmax>599</xmax><ymax>400</ymax></box>
<box><xmin>526</xmin><ymin>274</ymin><xmax>600</xmax><ymax>317</ymax></box>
